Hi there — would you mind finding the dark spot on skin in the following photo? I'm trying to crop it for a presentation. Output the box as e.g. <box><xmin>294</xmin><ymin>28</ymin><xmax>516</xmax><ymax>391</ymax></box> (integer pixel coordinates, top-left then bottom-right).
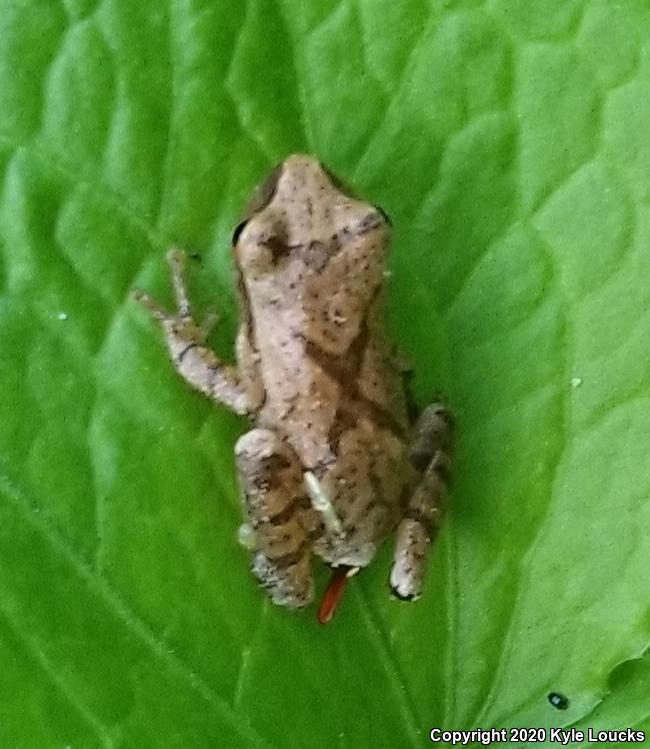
<box><xmin>264</xmin><ymin>540</ymin><xmax>308</xmax><ymax>567</ymax></box>
<box><xmin>190</xmin><ymin>252</ymin><xmax>202</xmax><ymax>262</ymax></box>
<box><xmin>245</xmin><ymin>453</ymin><xmax>292</xmax><ymax>496</ymax></box>
<box><xmin>309</xmin><ymin>523</ymin><xmax>325</xmax><ymax>540</ymax></box>
<box><xmin>262</xmin><ymin>235</ymin><xmax>295</xmax><ymax>263</ymax></box>
<box><xmin>355</xmin><ymin>213</ymin><xmax>384</xmax><ymax>237</ymax></box>
<box><xmin>267</xmin><ymin>455</ymin><xmax>290</xmax><ymax>472</ymax></box>
<box><xmin>267</xmin><ymin>494</ymin><xmax>311</xmax><ymax>526</ymax></box>
<box><xmin>253</xmin><ymin>477</ymin><xmax>271</xmax><ymax>492</ymax></box>
<box><xmin>548</xmin><ymin>692</ymin><xmax>569</xmax><ymax>710</ymax></box>
<box><xmin>303</xmin><ymin>240</ymin><xmax>329</xmax><ymax>272</ymax></box>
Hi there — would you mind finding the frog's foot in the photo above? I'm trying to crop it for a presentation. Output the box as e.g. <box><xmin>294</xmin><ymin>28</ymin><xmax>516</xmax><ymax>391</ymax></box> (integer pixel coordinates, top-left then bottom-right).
<box><xmin>131</xmin><ymin>249</ymin><xmax>251</xmax><ymax>415</ymax></box>
<box><xmin>132</xmin><ymin>249</ymin><xmax>218</xmax><ymax>338</ymax></box>
<box><xmin>390</xmin><ymin>403</ymin><xmax>452</xmax><ymax>601</ymax></box>
<box><xmin>235</xmin><ymin>429</ymin><xmax>316</xmax><ymax>608</ymax></box>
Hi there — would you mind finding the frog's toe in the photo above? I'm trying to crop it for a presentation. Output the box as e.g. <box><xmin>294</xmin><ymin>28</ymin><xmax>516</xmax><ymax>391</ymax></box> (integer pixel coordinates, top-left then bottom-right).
<box><xmin>131</xmin><ymin>289</ymin><xmax>171</xmax><ymax>322</ymax></box>
<box><xmin>389</xmin><ymin>517</ymin><xmax>427</xmax><ymax>602</ymax></box>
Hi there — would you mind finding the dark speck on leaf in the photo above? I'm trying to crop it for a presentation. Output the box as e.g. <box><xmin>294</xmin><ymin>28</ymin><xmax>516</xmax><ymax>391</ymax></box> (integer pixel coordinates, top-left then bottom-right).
<box><xmin>548</xmin><ymin>692</ymin><xmax>569</xmax><ymax>710</ymax></box>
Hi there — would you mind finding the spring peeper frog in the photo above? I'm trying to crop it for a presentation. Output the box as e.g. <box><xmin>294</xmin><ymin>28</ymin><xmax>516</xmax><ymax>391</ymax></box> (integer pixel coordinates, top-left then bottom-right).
<box><xmin>133</xmin><ymin>155</ymin><xmax>452</xmax><ymax>621</ymax></box>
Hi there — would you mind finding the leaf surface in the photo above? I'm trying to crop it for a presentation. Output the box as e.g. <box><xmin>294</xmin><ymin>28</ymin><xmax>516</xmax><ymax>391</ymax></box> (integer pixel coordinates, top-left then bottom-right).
<box><xmin>1</xmin><ymin>1</ymin><xmax>649</xmax><ymax>746</ymax></box>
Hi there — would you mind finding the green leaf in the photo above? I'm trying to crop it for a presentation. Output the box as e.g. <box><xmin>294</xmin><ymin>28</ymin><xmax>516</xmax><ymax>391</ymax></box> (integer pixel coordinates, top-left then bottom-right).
<box><xmin>1</xmin><ymin>0</ymin><xmax>649</xmax><ymax>746</ymax></box>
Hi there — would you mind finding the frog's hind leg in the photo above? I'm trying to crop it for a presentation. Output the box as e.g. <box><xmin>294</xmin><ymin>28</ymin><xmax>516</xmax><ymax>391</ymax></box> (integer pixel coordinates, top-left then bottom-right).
<box><xmin>390</xmin><ymin>403</ymin><xmax>453</xmax><ymax>601</ymax></box>
<box><xmin>235</xmin><ymin>429</ymin><xmax>316</xmax><ymax>609</ymax></box>
<box><xmin>132</xmin><ymin>249</ymin><xmax>257</xmax><ymax>415</ymax></box>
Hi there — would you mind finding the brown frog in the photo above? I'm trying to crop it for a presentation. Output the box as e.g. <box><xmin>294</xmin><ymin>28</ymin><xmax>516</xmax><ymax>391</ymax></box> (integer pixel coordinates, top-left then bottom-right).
<box><xmin>133</xmin><ymin>155</ymin><xmax>452</xmax><ymax>621</ymax></box>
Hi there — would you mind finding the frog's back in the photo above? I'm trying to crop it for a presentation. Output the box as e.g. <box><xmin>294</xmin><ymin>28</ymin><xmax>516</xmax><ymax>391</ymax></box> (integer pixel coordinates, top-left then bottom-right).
<box><xmin>251</xmin><ymin>277</ymin><xmax>410</xmax><ymax>470</ymax></box>
<box><xmin>253</xmin><ymin>317</ymin><xmax>414</xmax><ymax>569</ymax></box>
<box><xmin>234</xmin><ymin>154</ymin><xmax>414</xmax><ymax>565</ymax></box>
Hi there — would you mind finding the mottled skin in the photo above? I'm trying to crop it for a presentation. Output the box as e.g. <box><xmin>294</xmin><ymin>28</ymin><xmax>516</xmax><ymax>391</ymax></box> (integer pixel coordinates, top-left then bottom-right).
<box><xmin>134</xmin><ymin>155</ymin><xmax>451</xmax><ymax>612</ymax></box>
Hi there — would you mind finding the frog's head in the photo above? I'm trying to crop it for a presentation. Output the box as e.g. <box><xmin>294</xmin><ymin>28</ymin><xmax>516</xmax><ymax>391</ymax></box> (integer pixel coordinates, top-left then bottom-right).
<box><xmin>231</xmin><ymin>154</ymin><xmax>391</xmax><ymax>283</ymax></box>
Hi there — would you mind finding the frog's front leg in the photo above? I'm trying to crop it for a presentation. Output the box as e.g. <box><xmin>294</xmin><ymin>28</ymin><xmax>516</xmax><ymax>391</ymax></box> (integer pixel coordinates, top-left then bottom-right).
<box><xmin>235</xmin><ymin>429</ymin><xmax>316</xmax><ymax>608</ymax></box>
<box><xmin>133</xmin><ymin>249</ymin><xmax>259</xmax><ymax>415</ymax></box>
<box><xmin>390</xmin><ymin>404</ymin><xmax>453</xmax><ymax>600</ymax></box>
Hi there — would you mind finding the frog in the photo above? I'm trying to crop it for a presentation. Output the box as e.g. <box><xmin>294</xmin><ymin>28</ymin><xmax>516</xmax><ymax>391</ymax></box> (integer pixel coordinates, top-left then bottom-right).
<box><xmin>133</xmin><ymin>154</ymin><xmax>452</xmax><ymax>621</ymax></box>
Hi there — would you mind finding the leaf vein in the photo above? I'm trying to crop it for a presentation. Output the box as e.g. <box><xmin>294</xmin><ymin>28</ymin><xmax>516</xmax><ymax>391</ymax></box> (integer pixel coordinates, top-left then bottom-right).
<box><xmin>0</xmin><ymin>467</ymin><xmax>276</xmax><ymax>749</ymax></box>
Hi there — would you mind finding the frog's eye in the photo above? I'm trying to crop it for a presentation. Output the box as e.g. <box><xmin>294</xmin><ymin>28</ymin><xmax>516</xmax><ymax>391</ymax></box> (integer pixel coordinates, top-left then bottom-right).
<box><xmin>375</xmin><ymin>205</ymin><xmax>392</xmax><ymax>227</ymax></box>
<box><xmin>232</xmin><ymin>220</ymin><xmax>248</xmax><ymax>246</ymax></box>
<box><xmin>233</xmin><ymin>164</ymin><xmax>283</xmax><ymax>247</ymax></box>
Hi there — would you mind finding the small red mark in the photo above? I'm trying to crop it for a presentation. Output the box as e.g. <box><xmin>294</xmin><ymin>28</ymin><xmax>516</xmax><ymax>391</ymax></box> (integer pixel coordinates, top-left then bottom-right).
<box><xmin>317</xmin><ymin>566</ymin><xmax>354</xmax><ymax>624</ymax></box>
